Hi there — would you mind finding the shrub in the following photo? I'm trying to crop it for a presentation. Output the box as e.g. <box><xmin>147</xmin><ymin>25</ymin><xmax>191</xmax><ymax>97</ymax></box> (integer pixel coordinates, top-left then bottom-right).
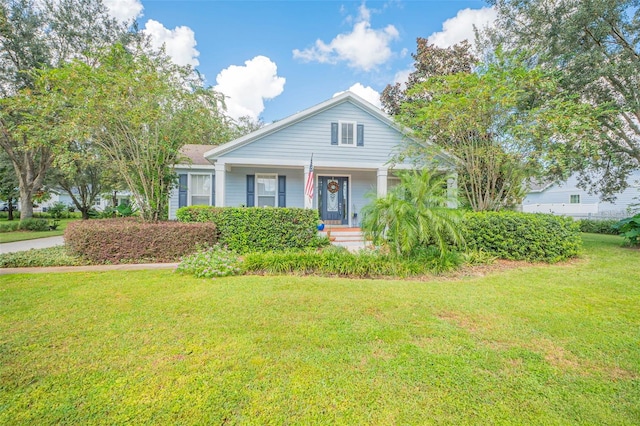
<box><xmin>0</xmin><ymin>246</ymin><xmax>86</xmax><ymax>268</ymax></box>
<box><xmin>0</xmin><ymin>222</ymin><xmax>20</xmax><ymax>232</ymax></box>
<box><xmin>176</xmin><ymin>244</ymin><xmax>242</xmax><ymax>278</ymax></box>
<box><xmin>463</xmin><ymin>211</ymin><xmax>581</xmax><ymax>263</ymax></box>
<box><xmin>19</xmin><ymin>218</ymin><xmax>49</xmax><ymax>231</ymax></box>
<box><xmin>577</xmin><ymin>219</ymin><xmax>619</xmax><ymax>235</ymax></box>
<box><xmin>65</xmin><ymin>218</ymin><xmax>218</xmax><ymax>263</ymax></box>
<box><xmin>176</xmin><ymin>206</ymin><xmax>321</xmax><ymax>253</ymax></box>
<box><xmin>613</xmin><ymin>213</ymin><xmax>640</xmax><ymax>246</ymax></box>
<box><xmin>242</xmin><ymin>246</ymin><xmax>462</xmax><ymax>278</ymax></box>
<box><xmin>47</xmin><ymin>202</ymin><xmax>67</xmax><ymax>219</ymax></box>
<box><xmin>361</xmin><ymin>169</ymin><xmax>463</xmax><ymax>257</ymax></box>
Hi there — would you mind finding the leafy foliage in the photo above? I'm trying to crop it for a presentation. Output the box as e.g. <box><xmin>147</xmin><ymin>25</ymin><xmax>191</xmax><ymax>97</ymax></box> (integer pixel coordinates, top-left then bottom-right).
<box><xmin>176</xmin><ymin>245</ymin><xmax>242</xmax><ymax>278</ymax></box>
<box><xmin>242</xmin><ymin>246</ymin><xmax>463</xmax><ymax>278</ymax></box>
<box><xmin>47</xmin><ymin>202</ymin><xmax>67</xmax><ymax>219</ymax></box>
<box><xmin>463</xmin><ymin>211</ymin><xmax>582</xmax><ymax>263</ymax></box>
<box><xmin>64</xmin><ymin>219</ymin><xmax>218</xmax><ymax>264</ymax></box>
<box><xmin>0</xmin><ymin>0</ymin><xmax>128</xmax><ymax>220</ymax></box>
<box><xmin>176</xmin><ymin>207</ymin><xmax>324</xmax><ymax>253</ymax></box>
<box><xmin>488</xmin><ymin>0</ymin><xmax>640</xmax><ymax>199</ymax></box>
<box><xmin>0</xmin><ymin>246</ymin><xmax>85</xmax><ymax>268</ymax></box>
<box><xmin>360</xmin><ymin>169</ymin><xmax>463</xmax><ymax>257</ymax></box>
<box><xmin>577</xmin><ymin>219</ymin><xmax>620</xmax><ymax>235</ymax></box>
<box><xmin>0</xmin><ymin>221</ymin><xmax>19</xmax><ymax>232</ymax></box>
<box><xmin>17</xmin><ymin>218</ymin><xmax>49</xmax><ymax>231</ymax></box>
<box><xmin>397</xmin><ymin>51</ymin><xmax>596</xmax><ymax>211</ymax></box>
<box><xmin>42</xmin><ymin>43</ymin><xmax>233</xmax><ymax>222</ymax></box>
<box><xmin>381</xmin><ymin>39</ymin><xmax>476</xmax><ymax>115</ymax></box>
<box><xmin>613</xmin><ymin>213</ymin><xmax>640</xmax><ymax>246</ymax></box>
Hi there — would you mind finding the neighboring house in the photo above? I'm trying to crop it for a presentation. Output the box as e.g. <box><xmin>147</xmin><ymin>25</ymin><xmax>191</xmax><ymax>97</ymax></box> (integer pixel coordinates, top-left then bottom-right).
<box><xmin>169</xmin><ymin>92</ymin><xmax>456</xmax><ymax>225</ymax></box>
<box><xmin>56</xmin><ymin>190</ymin><xmax>132</xmax><ymax>212</ymax></box>
<box><xmin>522</xmin><ymin>170</ymin><xmax>640</xmax><ymax>219</ymax></box>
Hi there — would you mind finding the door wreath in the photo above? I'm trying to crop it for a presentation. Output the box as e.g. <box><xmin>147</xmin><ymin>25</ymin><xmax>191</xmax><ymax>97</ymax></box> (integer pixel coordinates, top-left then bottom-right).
<box><xmin>327</xmin><ymin>180</ymin><xmax>340</xmax><ymax>194</ymax></box>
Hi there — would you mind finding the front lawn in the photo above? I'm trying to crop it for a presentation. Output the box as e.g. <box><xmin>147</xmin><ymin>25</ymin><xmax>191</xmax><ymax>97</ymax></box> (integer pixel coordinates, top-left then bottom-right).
<box><xmin>0</xmin><ymin>234</ymin><xmax>638</xmax><ymax>424</ymax></box>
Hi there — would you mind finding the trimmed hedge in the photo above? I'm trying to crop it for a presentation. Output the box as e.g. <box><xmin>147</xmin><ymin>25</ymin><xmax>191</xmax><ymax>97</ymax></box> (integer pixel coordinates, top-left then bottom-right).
<box><xmin>65</xmin><ymin>218</ymin><xmax>218</xmax><ymax>263</ymax></box>
<box><xmin>577</xmin><ymin>219</ymin><xmax>619</xmax><ymax>235</ymax></box>
<box><xmin>463</xmin><ymin>211</ymin><xmax>581</xmax><ymax>263</ymax></box>
<box><xmin>176</xmin><ymin>206</ymin><xmax>324</xmax><ymax>253</ymax></box>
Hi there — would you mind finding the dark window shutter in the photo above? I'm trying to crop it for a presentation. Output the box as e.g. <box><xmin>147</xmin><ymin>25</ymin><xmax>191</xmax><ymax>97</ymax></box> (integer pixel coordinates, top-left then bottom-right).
<box><xmin>211</xmin><ymin>174</ymin><xmax>216</xmax><ymax>206</ymax></box>
<box><xmin>178</xmin><ymin>174</ymin><xmax>188</xmax><ymax>208</ymax></box>
<box><xmin>357</xmin><ymin>124</ymin><xmax>364</xmax><ymax>146</ymax></box>
<box><xmin>246</xmin><ymin>175</ymin><xmax>255</xmax><ymax>207</ymax></box>
<box><xmin>278</xmin><ymin>175</ymin><xmax>286</xmax><ymax>207</ymax></box>
<box><xmin>331</xmin><ymin>122</ymin><xmax>338</xmax><ymax>145</ymax></box>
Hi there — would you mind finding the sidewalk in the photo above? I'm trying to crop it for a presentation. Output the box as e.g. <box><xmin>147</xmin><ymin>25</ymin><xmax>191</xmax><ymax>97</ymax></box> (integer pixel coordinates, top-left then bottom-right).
<box><xmin>0</xmin><ymin>236</ymin><xmax>64</xmax><ymax>254</ymax></box>
<box><xmin>0</xmin><ymin>263</ymin><xmax>179</xmax><ymax>275</ymax></box>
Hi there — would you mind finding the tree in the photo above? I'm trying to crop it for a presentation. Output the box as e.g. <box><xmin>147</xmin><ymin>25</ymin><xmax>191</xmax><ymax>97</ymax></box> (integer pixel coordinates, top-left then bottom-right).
<box><xmin>44</xmin><ymin>43</ymin><xmax>232</xmax><ymax>222</ymax></box>
<box><xmin>0</xmin><ymin>0</ymin><xmax>128</xmax><ymax>220</ymax></box>
<box><xmin>47</xmin><ymin>141</ymin><xmax>119</xmax><ymax>219</ymax></box>
<box><xmin>396</xmin><ymin>53</ymin><xmax>597</xmax><ymax>210</ymax></box>
<box><xmin>361</xmin><ymin>169</ymin><xmax>463</xmax><ymax>257</ymax></box>
<box><xmin>381</xmin><ymin>38</ymin><xmax>476</xmax><ymax>115</ymax></box>
<box><xmin>489</xmin><ymin>0</ymin><xmax>640</xmax><ymax>200</ymax></box>
<box><xmin>0</xmin><ymin>150</ymin><xmax>19</xmax><ymax>220</ymax></box>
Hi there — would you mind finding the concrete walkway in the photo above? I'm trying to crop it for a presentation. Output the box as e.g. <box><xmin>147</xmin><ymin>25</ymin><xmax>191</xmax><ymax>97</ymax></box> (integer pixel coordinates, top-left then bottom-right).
<box><xmin>0</xmin><ymin>236</ymin><xmax>64</xmax><ymax>254</ymax></box>
<box><xmin>0</xmin><ymin>236</ymin><xmax>178</xmax><ymax>275</ymax></box>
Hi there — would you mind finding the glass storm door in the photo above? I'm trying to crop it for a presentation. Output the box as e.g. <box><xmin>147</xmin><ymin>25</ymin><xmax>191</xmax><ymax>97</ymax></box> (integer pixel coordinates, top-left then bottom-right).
<box><xmin>318</xmin><ymin>176</ymin><xmax>348</xmax><ymax>225</ymax></box>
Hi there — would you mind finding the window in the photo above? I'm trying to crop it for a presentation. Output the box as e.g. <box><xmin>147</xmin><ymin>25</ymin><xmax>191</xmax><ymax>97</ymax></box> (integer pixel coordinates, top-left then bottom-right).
<box><xmin>93</xmin><ymin>197</ymin><xmax>101</xmax><ymax>206</ymax></box>
<box><xmin>340</xmin><ymin>122</ymin><xmax>355</xmax><ymax>145</ymax></box>
<box><xmin>191</xmin><ymin>174</ymin><xmax>211</xmax><ymax>206</ymax></box>
<box><xmin>570</xmin><ymin>194</ymin><xmax>580</xmax><ymax>204</ymax></box>
<box><xmin>256</xmin><ymin>174</ymin><xmax>277</xmax><ymax>207</ymax></box>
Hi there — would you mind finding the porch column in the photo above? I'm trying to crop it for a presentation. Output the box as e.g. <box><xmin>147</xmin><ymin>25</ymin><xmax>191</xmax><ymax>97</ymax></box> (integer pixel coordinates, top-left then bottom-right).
<box><xmin>447</xmin><ymin>172</ymin><xmax>458</xmax><ymax>208</ymax></box>
<box><xmin>304</xmin><ymin>164</ymin><xmax>313</xmax><ymax>209</ymax></box>
<box><xmin>214</xmin><ymin>161</ymin><xmax>226</xmax><ymax>207</ymax></box>
<box><xmin>377</xmin><ymin>168</ymin><xmax>388</xmax><ymax>197</ymax></box>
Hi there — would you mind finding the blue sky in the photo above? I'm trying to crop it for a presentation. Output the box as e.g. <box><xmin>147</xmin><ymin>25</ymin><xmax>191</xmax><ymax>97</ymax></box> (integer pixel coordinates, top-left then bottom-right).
<box><xmin>104</xmin><ymin>0</ymin><xmax>495</xmax><ymax>123</ymax></box>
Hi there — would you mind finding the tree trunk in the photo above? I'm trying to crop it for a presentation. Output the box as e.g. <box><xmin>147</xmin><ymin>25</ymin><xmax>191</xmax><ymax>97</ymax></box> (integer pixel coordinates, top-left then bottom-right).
<box><xmin>18</xmin><ymin>185</ymin><xmax>34</xmax><ymax>221</ymax></box>
<box><xmin>80</xmin><ymin>207</ymin><xmax>90</xmax><ymax>220</ymax></box>
<box><xmin>7</xmin><ymin>199</ymin><xmax>15</xmax><ymax>221</ymax></box>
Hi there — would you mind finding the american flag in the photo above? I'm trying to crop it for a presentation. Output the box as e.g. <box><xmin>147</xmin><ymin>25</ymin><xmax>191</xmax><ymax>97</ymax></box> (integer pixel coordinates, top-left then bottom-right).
<box><xmin>304</xmin><ymin>155</ymin><xmax>314</xmax><ymax>201</ymax></box>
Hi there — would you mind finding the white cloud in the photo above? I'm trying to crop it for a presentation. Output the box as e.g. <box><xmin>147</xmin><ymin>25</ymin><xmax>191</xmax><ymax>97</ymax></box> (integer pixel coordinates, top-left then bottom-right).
<box><xmin>293</xmin><ymin>5</ymin><xmax>399</xmax><ymax>71</ymax></box>
<box><xmin>214</xmin><ymin>56</ymin><xmax>286</xmax><ymax>121</ymax></box>
<box><xmin>334</xmin><ymin>83</ymin><xmax>382</xmax><ymax>109</ymax></box>
<box><xmin>103</xmin><ymin>0</ymin><xmax>143</xmax><ymax>22</ymax></box>
<box><xmin>143</xmin><ymin>20</ymin><xmax>200</xmax><ymax>67</ymax></box>
<box><xmin>393</xmin><ymin>68</ymin><xmax>412</xmax><ymax>87</ymax></box>
<box><xmin>427</xmin><ymin>7</ymin><xmax>497</xmax><ymax>48</ymax></box>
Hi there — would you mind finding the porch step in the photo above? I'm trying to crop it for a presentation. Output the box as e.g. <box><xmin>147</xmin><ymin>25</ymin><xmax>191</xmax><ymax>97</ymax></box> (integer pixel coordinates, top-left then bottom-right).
<box><xmin>319</xmin><ymin>228</ymin><xmax>366</xmax><ymax>243</ymax></box>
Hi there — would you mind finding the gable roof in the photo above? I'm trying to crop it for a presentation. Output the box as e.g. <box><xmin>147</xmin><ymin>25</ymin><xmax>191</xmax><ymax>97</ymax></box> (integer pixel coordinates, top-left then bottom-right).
<box><xmin>179</xmin><ymin>144</ymin><xmax>215</xmax><ymax>166</ymax></box>
<box><xmin>527</xmin><ymin>179</ymin><xmax>555</xmax><ymax>193</ymax></box>
<box><xmin>204</xmin><ymin>91</ymin><xmax>449</xmax><ymax>162</ymax></box>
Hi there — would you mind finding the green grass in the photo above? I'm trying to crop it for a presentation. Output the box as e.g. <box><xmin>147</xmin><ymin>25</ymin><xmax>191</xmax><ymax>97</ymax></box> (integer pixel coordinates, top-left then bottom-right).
<box><xmin>0</xmin><ymin>234</ymin><xmax>638</xmax><ymax>424</ymax></box>
<box><xmin>0</xmin><ymin>218</ymin><xmax>78</xmax><ymax>243</ymax></box>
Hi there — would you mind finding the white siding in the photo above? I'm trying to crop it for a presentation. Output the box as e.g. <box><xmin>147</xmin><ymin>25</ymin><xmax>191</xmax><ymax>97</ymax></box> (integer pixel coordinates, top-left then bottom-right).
<box><xmin>225</xmin><ymin>167</ymin><xmax>304</xmax><ymax>208</ymax></box>
<box><xmin>220</xmin><ymin>101</ymin><xmax>407</xmax><ymax>167</ymax></box>
<box><xmin>523</xmin><ymin>171</ymin><xmax>640</xmax><ymax>218</ymax></box>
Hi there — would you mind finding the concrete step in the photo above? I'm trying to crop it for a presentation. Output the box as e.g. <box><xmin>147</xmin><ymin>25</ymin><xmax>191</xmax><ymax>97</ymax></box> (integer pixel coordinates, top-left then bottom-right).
<box><xmin>319</xmin><ymin>229</ymin><xmax>366</xmax><ymax>243</ymax></box>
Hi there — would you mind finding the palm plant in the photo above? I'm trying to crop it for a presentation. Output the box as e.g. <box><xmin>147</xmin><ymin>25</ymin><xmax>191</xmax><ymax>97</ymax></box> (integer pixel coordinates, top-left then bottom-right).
<box><xmin>361</xmin><ymin>169</ymin><xmax>464</xmax><ymax>257</ymax></box>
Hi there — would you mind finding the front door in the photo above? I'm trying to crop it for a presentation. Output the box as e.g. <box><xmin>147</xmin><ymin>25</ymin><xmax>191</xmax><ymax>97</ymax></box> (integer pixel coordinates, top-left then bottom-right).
<box><xmin>318</xmin><ymin>176</ymin><xmax>349</xmax><ymax>225</ymax></box>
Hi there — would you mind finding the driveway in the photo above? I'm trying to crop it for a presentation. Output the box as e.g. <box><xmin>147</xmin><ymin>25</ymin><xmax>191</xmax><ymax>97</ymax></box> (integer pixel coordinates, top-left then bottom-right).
<box><xmin>0</xmin><ymin>236</ymin><xmax>65</xmax><ymax>254</ymax></box>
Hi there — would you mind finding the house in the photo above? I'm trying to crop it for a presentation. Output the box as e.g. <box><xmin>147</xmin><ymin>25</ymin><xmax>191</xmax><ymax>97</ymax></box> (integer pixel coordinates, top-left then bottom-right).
<box><xmin>168</xmin><ymin>92</ymin><xmax>456</xmax><ymax>225</ymax></box>
<box><xmin>56</xmin><ymin>190</ymin><xmax>132</xmax><ymax>212</ymax></box>
<box><xmin>522</xmin><ymin>170</ymin><xmax>640</xmax><ymax>219</ymax></box>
